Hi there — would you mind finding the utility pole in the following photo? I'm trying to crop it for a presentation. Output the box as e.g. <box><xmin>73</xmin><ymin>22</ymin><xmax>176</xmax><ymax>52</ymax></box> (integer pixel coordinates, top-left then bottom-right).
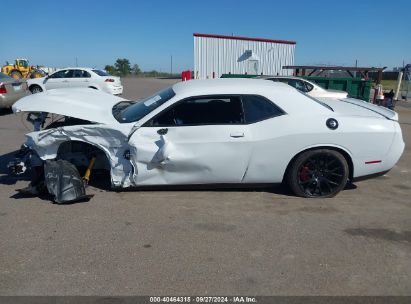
<box><xmin>355</xmin><ymin>59</ymin><xmax>358</xmax><ymax>78</ymax></box>
<box><xmin>170</xmin><ymin>55</ymin><xmax>173</xmax><ymax>75</ymax></box>
<box><xmin>75</xmin><ymin>57</ymin><xmax>78</xmax><ymax>67</ymax></box>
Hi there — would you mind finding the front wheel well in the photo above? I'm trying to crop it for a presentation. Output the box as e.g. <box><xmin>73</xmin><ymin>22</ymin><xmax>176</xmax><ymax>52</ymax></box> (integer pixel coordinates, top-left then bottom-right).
<box><xmin>29</xmin><ymin>84</ymin><xmax>43</xmax><ymax>91</ymax></box>
<box><xmin>282</xmin><ymin>146</ymin><xmax>354</xmax><ymax>183</ymax></box>
<box><xmin>56</xmin><ymin>140</ymin><xmax>111</xmax><ymax>173</ymax></box>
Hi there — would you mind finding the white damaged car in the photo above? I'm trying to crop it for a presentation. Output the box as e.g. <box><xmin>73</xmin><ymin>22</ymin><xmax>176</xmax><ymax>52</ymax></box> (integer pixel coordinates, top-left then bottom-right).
<box><xmin>10</xmin><ymin>79</ymin><xmax>404</xmax><ymax>203</ymax></box>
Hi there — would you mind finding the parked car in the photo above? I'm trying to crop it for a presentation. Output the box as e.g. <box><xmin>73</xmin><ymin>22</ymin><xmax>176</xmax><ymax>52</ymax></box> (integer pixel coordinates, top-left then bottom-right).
<box><xmin>11</xmin><ymin>79</ymin><xmax>404</xmax><ymax>203</ymax></box>
<box><xmin>0</xmin><ymin>72</ymin><xmax>29</xmax><ymax>109</ymax></box>
<box><xmin>27</xmin><ymin>68</ymin><xmax>123</xmax><ymax>95</ymax></box>
<box><xmin>260</xmin><ymin>76</ymin><xmax>348</xmax><ymax>98</ymax></box>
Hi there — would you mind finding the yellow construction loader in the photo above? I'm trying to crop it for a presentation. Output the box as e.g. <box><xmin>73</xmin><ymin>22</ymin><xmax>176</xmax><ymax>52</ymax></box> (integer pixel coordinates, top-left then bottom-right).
<box><xmin>1</xmin><ymin>58</ymin><xmax>44</xmax><ymax>79</ymax></box>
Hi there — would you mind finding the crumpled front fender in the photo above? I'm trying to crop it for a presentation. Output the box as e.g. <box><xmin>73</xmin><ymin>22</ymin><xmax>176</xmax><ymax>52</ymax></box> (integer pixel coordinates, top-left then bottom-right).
<box><xmin>25</xmin><ymin>125</ymin><xmax>136</xmax><ymax>188</ymax></box>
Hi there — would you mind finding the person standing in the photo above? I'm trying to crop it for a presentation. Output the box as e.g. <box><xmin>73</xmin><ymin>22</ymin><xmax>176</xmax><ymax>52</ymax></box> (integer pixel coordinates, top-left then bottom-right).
<box><xmin>386</xmin><ymin>89</ymin><xmax>395</xmax><ymax>110</ymax></box>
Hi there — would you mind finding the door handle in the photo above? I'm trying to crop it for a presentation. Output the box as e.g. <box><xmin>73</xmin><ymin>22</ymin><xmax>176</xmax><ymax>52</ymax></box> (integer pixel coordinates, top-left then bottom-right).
<box><xmin>62</xmin><ymin>80</ymin><xmax>69</xmax><ymax>82</ymax></box>
<box><xmin>230</xmin><ymin>132</ymin><xmax>245</xmax><ymax>138</ymax></box>
<box><xmin>157</xmin><ymin>128</ymin><xmax>168</xmax><ymax>135</ymax></box>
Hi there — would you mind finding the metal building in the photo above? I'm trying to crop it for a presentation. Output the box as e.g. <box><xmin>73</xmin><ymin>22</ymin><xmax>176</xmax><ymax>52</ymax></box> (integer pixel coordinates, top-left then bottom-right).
<box><xmin>193</xmin><ymin>33</ymin><xmax>296</xmax><ymax>79</ymax></box>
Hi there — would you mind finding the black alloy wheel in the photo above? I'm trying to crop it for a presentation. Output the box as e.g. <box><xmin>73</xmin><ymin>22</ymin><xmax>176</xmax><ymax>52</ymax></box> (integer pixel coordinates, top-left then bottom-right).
<box><xmin>287</xmin><ymin>149</ymin><xmax>349</xmax><ymax>198</ymax></box>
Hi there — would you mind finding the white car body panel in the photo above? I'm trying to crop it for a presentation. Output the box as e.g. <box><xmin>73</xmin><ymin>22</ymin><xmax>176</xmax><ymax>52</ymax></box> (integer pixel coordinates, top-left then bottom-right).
<box><xmin>318</xmin><ymin>97</ymin><xmax>398</xmax><ymax>120</ymax></box>
<box><xmin>27</xmin><ymin>67</ymin><xmax>123</xmax><ymax>95</ymax></box>
<box><xmin>12</xmin><ymin>79</ymin><xmax>404</xmax><ymax>189</ymax></box>
<box><xmin>129</xmin><ymin>124</ymin><xmax>252</xmax><ymax>185</ymax></box>
<box><xmin>263</xmin><ymin>76</ymin><xmax>349</xmax><ymax>98</ymax></box>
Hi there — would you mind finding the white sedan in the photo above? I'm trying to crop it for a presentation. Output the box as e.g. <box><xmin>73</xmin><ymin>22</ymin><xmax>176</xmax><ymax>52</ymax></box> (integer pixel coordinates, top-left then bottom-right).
<box><xmin>11</xmin><ymin>79</ymin><xmax>404</xmax><ymax>203</ymax></box>
<box><xmin>261</xmin><ymin>76</ymin><xmax>348</xmax><ymax>98</ymax></box>
<box><xmin>27</xmin><ymin>67</ymin><xmax>123</xmax><ymax>95</ymax></box>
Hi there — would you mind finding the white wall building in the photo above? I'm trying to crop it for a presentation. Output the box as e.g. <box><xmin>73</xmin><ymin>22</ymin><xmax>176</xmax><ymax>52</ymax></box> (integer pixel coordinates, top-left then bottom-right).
<box><xmin>194</xmin><ymin>33</ymin><xmax>296</xmax><ymax>79</ymax></box>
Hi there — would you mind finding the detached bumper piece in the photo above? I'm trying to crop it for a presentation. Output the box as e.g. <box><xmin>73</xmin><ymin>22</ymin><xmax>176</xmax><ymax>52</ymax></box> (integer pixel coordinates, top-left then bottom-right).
<box><xmin>44</xmin><ymin>160</ymin><xmax>93</xmax><ymax>204</ymax></box>
<box><xmin>16</xmin><ymin>160</ymin><xmax>94</xmax><ymax>204</ymax></box>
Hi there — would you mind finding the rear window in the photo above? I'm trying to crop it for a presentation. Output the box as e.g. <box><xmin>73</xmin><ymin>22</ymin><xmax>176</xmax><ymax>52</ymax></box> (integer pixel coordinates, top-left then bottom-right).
<box><xmin>93</xmin><ymin>70</ymin><xmax>111</xmax><ymax>76</ymax></box>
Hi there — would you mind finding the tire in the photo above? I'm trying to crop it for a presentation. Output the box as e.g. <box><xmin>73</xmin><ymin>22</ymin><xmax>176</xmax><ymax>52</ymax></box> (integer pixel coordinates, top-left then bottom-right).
<box><xmin>30</xmin><ymin>85</ymin><xmax>43</xmax><ymax>94</ymax></box>
<box><xmin>287</xmin><ymin>149</ymin><xmax>349</xmax><ymax>198</ymax></box>
<box><xmin>10</xmin><ymin>70</ymin><xmax>23</xmax><ymax>79</ymax></box>
<box><xmin>30</xmin><ymin>70</ymin><xmax>43</xmax><ymax>78</ymax></box>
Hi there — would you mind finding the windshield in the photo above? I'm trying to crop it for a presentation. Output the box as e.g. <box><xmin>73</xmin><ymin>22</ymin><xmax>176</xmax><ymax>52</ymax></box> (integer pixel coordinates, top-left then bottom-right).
<box><xmin>93</xmin><ymin>69</ymin><xmax>111</xmax><ymax>76</ymax></box>
<box><xmin>113</xmin><ymin>87</ymin><xmax>176</xmax><ymax>123</ymax></box>
<box><xmin>18</xmin><ymin>60</ymin><xmax>29</xmax><ymax>68</ymax></box>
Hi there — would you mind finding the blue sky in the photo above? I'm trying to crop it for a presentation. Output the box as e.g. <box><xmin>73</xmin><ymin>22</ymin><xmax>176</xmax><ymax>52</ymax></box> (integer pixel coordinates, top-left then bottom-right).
<box><xmin>1</xmin><ymin>0</ymin><xmax>410</xmax><ymax>72</ymax></box>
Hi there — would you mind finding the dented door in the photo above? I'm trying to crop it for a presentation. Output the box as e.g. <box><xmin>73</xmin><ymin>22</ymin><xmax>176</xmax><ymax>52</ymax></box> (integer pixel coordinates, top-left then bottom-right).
<box><xmin>129</xmin><ymin>125</ymin><xmax>252</xmax><ymax>185</ymax></box>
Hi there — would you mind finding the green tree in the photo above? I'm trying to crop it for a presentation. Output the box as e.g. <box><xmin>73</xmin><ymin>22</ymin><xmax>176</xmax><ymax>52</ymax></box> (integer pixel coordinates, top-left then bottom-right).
<box><xmin>132</xmin><ymin>64</ymin><xmax>141</xmax><ymax>75</ymax></box>
<box><xmin>104</xmin><ymin>65</ymin><xmax>118</xmax><ymax>76</ymax></box>
<box><xmin>114</xmin><ymin>58</ymin><xmax>131</xmax><ymax>76</ymax></box>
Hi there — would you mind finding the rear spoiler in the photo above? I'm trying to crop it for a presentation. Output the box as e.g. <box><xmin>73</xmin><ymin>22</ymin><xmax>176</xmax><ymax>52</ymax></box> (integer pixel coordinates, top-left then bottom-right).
<box><xmin>337</xmin><ymin>98</ymin><xmax>398</xmax><ymax>121</ymax></box>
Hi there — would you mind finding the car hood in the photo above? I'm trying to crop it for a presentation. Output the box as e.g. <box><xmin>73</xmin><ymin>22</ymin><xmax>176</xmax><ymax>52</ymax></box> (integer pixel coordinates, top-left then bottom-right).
<box><xmin>12</xmin><ymin>88</ymin><xmax>126</xmax><ymax>125</ymax></box>
<box><xmin>318</xmin><ymin>97</ymin><xmax>399</xmax><ymax>121</ymax></box>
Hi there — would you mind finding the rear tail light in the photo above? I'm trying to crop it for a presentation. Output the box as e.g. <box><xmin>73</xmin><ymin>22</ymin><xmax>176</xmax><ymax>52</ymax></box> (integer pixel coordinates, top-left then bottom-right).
<box><xmin>105</xmin><ymin>79</ymin><xmax>115</xmax><ymax>82</ymax></box>
<box><xmin>0</xmin><ymin>83</ymin><xmax>7</xmax><ymax>94</ymax></box>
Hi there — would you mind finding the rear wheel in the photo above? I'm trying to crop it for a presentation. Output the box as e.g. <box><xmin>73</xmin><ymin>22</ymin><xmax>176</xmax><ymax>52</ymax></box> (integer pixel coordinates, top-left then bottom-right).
<box><xmin>287</xmin><ymin>149</ymin><xmax>349</xmax><ymax>198</ymax></box>
<box><xmin>30</xmin><ymin>70</ymin><xmax>43</xmax><ymax>78</ymax></box>
<box><xmin>30</xmin><ymin>85</ymin><xmax>43</xmax><ymax>94</ymax></box>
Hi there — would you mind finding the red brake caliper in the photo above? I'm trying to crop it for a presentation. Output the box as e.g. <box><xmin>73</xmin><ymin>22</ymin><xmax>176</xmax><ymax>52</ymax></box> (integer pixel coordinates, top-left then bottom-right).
<box><xmin>299</xmin><ymin>165</ymin><xmax>310</xmax><ymax>182</ymax></box>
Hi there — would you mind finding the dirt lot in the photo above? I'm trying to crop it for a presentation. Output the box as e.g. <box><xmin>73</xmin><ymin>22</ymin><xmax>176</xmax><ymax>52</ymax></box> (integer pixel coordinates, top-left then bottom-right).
<box><xmin>0</xmin><ymin>78</ymin><xmax>410</xmax><ymax>295</ymax></box>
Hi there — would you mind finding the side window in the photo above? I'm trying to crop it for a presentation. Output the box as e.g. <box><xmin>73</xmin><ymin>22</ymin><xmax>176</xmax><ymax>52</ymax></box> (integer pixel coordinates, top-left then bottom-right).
<box><xmin>72</xmin><ymin>69</ymin><xmax>83</xmax><ymax>78</ymax></box>
<box><xmin>49</xmin><ymin>70</ymin><xmax>67</xmax><ymax>78</ymax></box>
<box><xmin>278</xmin><ymin>78</ymin><xmax>290</xmax><ymax>84</ymax></box>
<box><xmin>287</xmin><ymin>79</ymin><xmax>306</xmax><ymax>92</ymax></box>
<box><xmin>63</xmin><ymin>70</ymin><xmax>74</xmax><ymax>78</ymax></box>
<box><xmin>150</xmin><ymin>96</ymin><xmax>243</xmax><ymax>126</ymax></box>
<box><xmin>304</xmin><ymin>81</ymin><xmax>314</xmax><ymax>92</ymax></box>
<box><xmin>82</xmin><ymin>70</ymin><xmax>91</xmax><ymax>78</ymax></box>
<box><xmin>242</xmin><ymin>95</ymin><xmax>284</xmax><ymax>124</ymax></box>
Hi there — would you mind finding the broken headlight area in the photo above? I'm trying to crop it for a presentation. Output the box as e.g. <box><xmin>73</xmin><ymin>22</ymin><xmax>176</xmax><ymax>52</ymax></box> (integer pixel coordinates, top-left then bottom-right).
<box><xmin>7</xmin><ymin>145</ymin><xmax>42</xmax><ymax>176</ymax></box>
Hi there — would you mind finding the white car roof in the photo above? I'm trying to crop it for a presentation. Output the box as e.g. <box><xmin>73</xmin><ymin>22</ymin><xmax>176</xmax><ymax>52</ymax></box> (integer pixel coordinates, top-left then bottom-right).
<box><xmin>171</xmin><ymin>79</ymin><xmax>330</xmax><ymax>115</ymax></box>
